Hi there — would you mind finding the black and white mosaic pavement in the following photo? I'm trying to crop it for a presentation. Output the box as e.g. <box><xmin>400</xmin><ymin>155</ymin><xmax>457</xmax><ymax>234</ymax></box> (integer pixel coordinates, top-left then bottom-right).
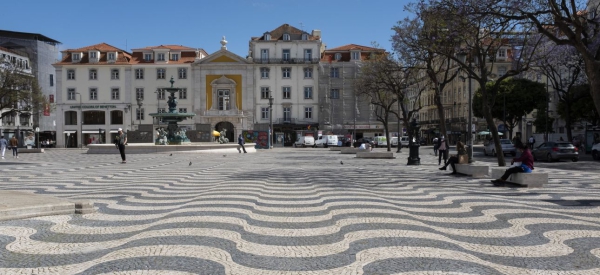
<box><xmin>0</xmin><ymin>148</ymin><xmax>599</xmax><ymax>274</ymax></box>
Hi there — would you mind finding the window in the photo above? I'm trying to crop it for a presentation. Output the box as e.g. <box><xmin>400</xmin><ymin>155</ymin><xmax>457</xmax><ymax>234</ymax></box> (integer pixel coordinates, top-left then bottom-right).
<box><xmin>283</xmin><ymin>33</ymin><xmax>291</xmax><ymax>41</ymax></box>
<box><xmin>178</xmin><ymin>68</ymin><xmax>187</xmax><ymax>79</ymax></box>
<box><xmin>67</xmin><ymin>88</ymin><xmax>76</xmax><ymax>100</ymax></box>
<box><xmin>89</xmin><ymin>88</ymin><xmax>98</xmax><ymax>100</ymax></box>
<box><xmin>144</xmin><ymin>53</ymin><xmax>152</xmax><ymax>61</ymax></box>
<box><xmin>330</xmin><ymin>67</ymin><xmax>339</xmax><ymax>78</ymax></box>
<box><xmin>179</xmin><ymin>88</ymin><xmax>187</xmax><ymax>99</ymax></box>
<box><xmin>110</xmin><ymin>110</ymin><xmax>123</xmax><ymax>125</ymax></box>
<box><xmin>264</xmin><ymin>33</ymin><xmax>271</xmax><ymax>40</ymax></box>
<box><xmin>217</xmin><ymin>89</ymin><xmax>230</xmax><ymax>110</ymax></box>
<box><xmin>90</xmin><ymin>52</ymin><xmax>97</xmax><ymax>59</ymax></box>
<box><xmin>261</xmin><ymin>107</ymin><xmax>269</xmax><ymax>119</ymax></box>
<box><xmin>283</xmin><ymin>107</ymin><xmax>291</xmax><ymax>121</ymax></box>
<box><xmin>111</xmin><ymin>88</ymin><xmax>120</xmax><ymax>100</ymax></box>
<box><xmin>302</xmin><ymin>33</ymin><xmax>308</xmax><ymax>40</ymax></box>
<box><xmin>157</xmin><ymin>68</ymin><xmax>166</xmax><ymax>79</ymax></box>
<box><xmin>335</xmin><ymin>53</ymin><xmax>341</xmax><ymax>61</ymax></box>
<box><xmin>136</xmin><ymin>88</ymin><xmax>144</xmax><ymax>100</ymax></box>
<box><xmin>304</xmin><ymin>68</ymin><xmax>313</xmax><ymax>78</ymax></box>
<box><xmin>178</xmin><ymin>108</ymin><xmax>187</xmax><ymax>113</ymax></box>
<box><xmin>282</xmin><ymin>87</ymin><xmax>291</xmax><ymax>99</ymax></box>
<box><xmin>260</xmin><ymin>67</ymin><xmax>270</xmax><ymax>78</ymax></box>
<box><xmin>172</xmin><ymin>53</ymin><xmax>179</xmax><ymax>61</ymax></box>
<box><xmin>330</xmin><ymin>88</ymin><xmax>340</xmax><ymax>99</ymax></box>
<box><xmin>261</xmin><ymin>87</ymin><xmax>270</xmax><ymax>99</ymax></box>
<box><xmin>498</xmin><ymin>48</ymin><xmax>506</xmax><ymax>58</ymax></box>
<box><xmin>111</xmin><ymin>69</ymin><xmax>119</xmax><ymax>80</ymax></box>
<box><xmin>67</xmin><ymin>69</ymin><xmax>75</xmax><ymax>80</ymax></box>
<box><xmin>136</xmin><ymin>108</ymin><xmax>145</xmax><ymax>121</ymax></box>
<box><xmin>304</xmin><ymin>49</ymin><xmax>312</xmax><ymax>61</ymax></box>
<box><xmin>157</xmin><ymin>53</ymin><xmax>165</xmax><ymax>61</ymax></box>
<box><xmin>107</xmin><ymin>53</ymin><xmax>115</xmax><ymax>61</ymax></box>
<box><xmin>305</xmin><ymin>107</ymin><xmax>313</xmax><ymax>119</ymax></box>
<box><xmin>72</xmin><ymin>53</ymin><xmax>81</xmax><ymax>61</ymax></box>
<box><xmin>50</xmin><ymin>74</ymin><xmax>54</xmax><ymax>86</ymax></box>
<box><xmin>158</xmin><ymin>108</ymin><xmax>166</xmax><ymax>113</ymax></box>
<box><xmin>497</xmin><ymin>66</ymin><xmax>507</xmax><ymax>76</ymax></box>
<box><xmin>135</xmin><ymin>68</ymin><xmax>144</xmax><ymax>79</ymax></box>
<box><xmin>64</xmin><ymin>111</ymin><xmax>77</xmax><ymax>125</ymax></box>
<box><xmin>282</xmin><ymin>49</ymin><xmax>290</xmax><ymax>61</ymax></box>
<box><xmin>89</xmin><ymin>69</ymin><xmax>97</xmax><ymax>80</ymax></box>
<box><xmin>351</xmin><ymin>51</ymin><xmax>360</xmax><ymax>60</ymax></box>
<box><xmin>261</xmin><ymin>49</ymin><xmax>269</xmax><ymax>60</ymax></box>
<box><xmin>157</xmin><ymin>90</ymin><xmax>165</xmax><ymax>100</ymax></box>
<box><xmin>282</xmin><ymin>67</ymin><xmax>291</xmax><ymax>78</ymax></box>
<box><xmin>304</xmin><ymin>86</ymin><xmax>313</xmax><ymax>99</ymax></box>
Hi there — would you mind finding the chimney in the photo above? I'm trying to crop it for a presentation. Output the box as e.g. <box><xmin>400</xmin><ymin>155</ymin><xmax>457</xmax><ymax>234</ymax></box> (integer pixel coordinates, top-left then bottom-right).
<box><xmin>311</xmin><ymin>30</ymin><xmax>321</xmax><ymax>39</ymax></box>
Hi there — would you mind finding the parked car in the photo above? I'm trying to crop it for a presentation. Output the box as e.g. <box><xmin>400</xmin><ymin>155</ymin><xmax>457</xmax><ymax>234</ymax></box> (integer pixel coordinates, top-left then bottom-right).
<box><xmin>593</xmin><ymin>143</ymin><xmax>600</xmax><ymax>160</ymax></box>
<box><xmin>483</xmin><ymin>139</ymin><xmax>516</xmax><ymax>156</ymax></box>
<box><xmin>399</xmin><ymin>136</ymin><xmax>410</xmax><ymax>148</ymax></box>
<box><xmin>293</xmin><ymin>136</ymin><xmax>315</xmax><ymax>148</ymax></box>
<box><xmin>314</xmin><ymin>135</ymin><xmax>338</xmax><ymax>148</ymax></box>
<box><xmin>353</xmin><ymin>137</ymin><xmax>374</xmax><ymax>148</ymax></box>
<box><xmin>532</xmin><ymin>142</ymin><xmax>579</xmax><ymax>162</ymax></box>
<box><xmin>373</xmin><ymin>136</ymin><xmax>388</xmax><ymax>148</ymax></box>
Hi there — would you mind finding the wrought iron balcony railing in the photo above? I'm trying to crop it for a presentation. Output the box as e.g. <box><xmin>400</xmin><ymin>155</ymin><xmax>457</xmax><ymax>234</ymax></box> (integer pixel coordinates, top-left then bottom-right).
<box><xmin>255</xmin><ymin>58</ymin><xmax>320</xmax><ymax>64</ymax></box>
<box><xmin>277</xmin><ymin>118</ymin><xmax>296</xmax><ymax>124</ymax></box>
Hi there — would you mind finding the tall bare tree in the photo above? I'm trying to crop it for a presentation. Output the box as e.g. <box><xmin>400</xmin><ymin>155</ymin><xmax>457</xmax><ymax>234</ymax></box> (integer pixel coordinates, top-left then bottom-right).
<box><xmin>0</xmin><ymin>57</ymin><xmax>46</xmax><ymax>122</ymax></box>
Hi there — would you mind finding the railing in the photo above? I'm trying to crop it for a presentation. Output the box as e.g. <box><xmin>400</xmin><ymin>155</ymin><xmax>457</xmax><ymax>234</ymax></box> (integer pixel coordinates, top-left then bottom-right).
<box><xmin>277</xmin><ymin>118</ymin><xmax>296</xmax><ymax>124</ymax></box>
<box><xmin>255</xmin><ymin>58</ymin><xmax>320</xmax><ymax>64</ymax></box>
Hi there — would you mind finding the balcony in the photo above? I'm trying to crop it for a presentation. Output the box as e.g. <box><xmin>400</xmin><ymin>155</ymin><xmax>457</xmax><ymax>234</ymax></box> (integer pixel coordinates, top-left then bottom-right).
<box><xmin>277</xmin><ymin>118</ymin><xmax>296</xmax><ymax>124</ymax></box>
<box><xmin>255</xmin><ymin>58</ymin><xmax>320</xmax><ymax>64</ymax></box>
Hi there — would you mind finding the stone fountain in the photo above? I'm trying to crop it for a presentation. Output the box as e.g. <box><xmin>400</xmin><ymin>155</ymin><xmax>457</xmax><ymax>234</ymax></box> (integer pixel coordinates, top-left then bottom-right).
<box><xmin>149</xmin><ymin>77</ymin><xmax>195</xmax><ymax>145</ymax></box>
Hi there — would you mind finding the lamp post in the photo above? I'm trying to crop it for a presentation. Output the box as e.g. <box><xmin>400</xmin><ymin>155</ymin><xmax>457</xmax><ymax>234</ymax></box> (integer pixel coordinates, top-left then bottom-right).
<box><xmin>74</xmin><ymin>92</ymin><xmax>82</xmax><ymax>148</ymax></box>
<box><xmin>407</xmin><ymin>117</ymin><xmax>421</xmax><ymax>165</ymax></box>
<box><xmin>155</xmin><ymin>89</ymin><xmax>162</xmax><ymax>125</ymax></box>
<box><xmin>457</xmin><ymin>51</ymin><xmax>474</xmax><ymax>163</ymax></box>
<box><xmin>268</xmin><ymin>94</ymin><xmax>273</xmax><ymax>149</ymax></box>
<box><xmin>136</xmin><ymin>97</ymin><xmax>143</xmax><ymax>130</ymax></box>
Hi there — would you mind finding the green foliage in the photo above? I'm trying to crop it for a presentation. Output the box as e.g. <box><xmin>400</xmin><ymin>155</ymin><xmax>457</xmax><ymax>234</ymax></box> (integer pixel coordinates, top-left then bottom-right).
<box><xmin>0</xmin><ymin>60</ymin><xmax>48</xmax><ymax>120</ymax></box>
<box><xmin>533</xmin><ymin>112</ymin><xmax>554</xmax><ymax>134</ymax></box>
<box><xmin>557</xmin><ymin>84</ymin><xmax>600</xmax><ymax>126</ymax></box>
<box><xmin>473</xmin><ymin>78</ymin><xmax>546</xmax><ymax>122</ymax></box>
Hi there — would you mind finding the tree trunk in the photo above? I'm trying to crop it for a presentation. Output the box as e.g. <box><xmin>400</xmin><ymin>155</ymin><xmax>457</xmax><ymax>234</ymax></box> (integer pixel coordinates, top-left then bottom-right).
<box><xmin>584</xmin><ymin>62</ymin><xmax>600</xmax><ymax>124</ymax></box>
<box><xmin>435</xmin><ymin>94</ymin><xmax>447</xmax><ymax>139</ymax></box>
<box><xmin>384</xmin><ymin>123</ymin><xmax>391</xmax><ymax>152</ymax></box>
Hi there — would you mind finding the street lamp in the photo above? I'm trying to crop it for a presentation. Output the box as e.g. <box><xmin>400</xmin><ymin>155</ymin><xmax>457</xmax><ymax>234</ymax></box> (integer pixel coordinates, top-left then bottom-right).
<box><xmin>407</xmin><ymin>117</ymin><xmax>421</xmax><ymax>165</ymax></box>
<box><xmin>268</xmin><ymin>94</ymin><xmax>273</xmax><ymax>149</ymax></box>
<box><xmin>155</xmin><ymin>89</ymin><xmax>162</xmax><ymax>125</ymax></box>
<box><xmin>136</xmin><ymin>97</ymin><xmax>143</xmax><ymax>130</ymax></box>
<box><xmin>74</xmin><ymin>92</ymin><xmax>82</xmax><ymax>148</ymax></box>
<box><xmin>457</xmin><ymin>51</ymin><xmax>474</xmax><ymax>163</ymax></box>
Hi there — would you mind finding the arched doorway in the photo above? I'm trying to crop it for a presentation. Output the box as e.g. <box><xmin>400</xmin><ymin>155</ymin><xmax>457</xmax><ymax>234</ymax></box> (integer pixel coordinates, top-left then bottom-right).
<box><xmin>215</xmin><ymin>121</ymin><xmax>234</xmax><ymax>143</ymax></box>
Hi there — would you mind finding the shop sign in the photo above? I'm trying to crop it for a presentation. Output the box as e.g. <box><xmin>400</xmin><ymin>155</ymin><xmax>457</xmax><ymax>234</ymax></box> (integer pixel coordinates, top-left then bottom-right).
<box><xmin>70</xmin><ymin>105</ymin><xmax>117</xmax><ymax>109</ymax></box>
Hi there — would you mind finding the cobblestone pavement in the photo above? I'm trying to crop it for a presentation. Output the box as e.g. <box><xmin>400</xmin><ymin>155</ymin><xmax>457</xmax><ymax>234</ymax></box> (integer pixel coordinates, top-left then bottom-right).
<box><xmin>0</xmin><ymin>148</ymin><xmax>599</xmax><ymax>275</ymax></box>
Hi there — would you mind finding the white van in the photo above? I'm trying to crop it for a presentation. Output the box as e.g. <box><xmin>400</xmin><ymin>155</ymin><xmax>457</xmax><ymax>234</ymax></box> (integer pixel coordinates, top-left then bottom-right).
<box><xmin>390</xmin><ymin>137</ymin><xmax>399</xmax><ymax>147</ymax></box>
<box><xmin>294</xmin><ymin>136</ymin><xmax>315</xmax><ymax>147</ymax></box>
<box><xmin>373</xmin><ymin>136</ymin><xmax>387</xmax><ymax>148</ymax></box>
<box><xmin>314</xmin><ymin>135</ymin><xmax>338</xmax><ymax>148</ymax></box>
<box><xmin>400</xmin><ymin>136</ymin><xmax>410</xmax><ymax>148</ymax></box>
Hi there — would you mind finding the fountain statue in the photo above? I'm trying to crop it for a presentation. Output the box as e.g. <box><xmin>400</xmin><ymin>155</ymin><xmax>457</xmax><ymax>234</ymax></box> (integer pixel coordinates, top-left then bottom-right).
<box><xmin>149</xmin><ymin>77</ymin><xmax>196</xmax><ymax>145</ymax></box>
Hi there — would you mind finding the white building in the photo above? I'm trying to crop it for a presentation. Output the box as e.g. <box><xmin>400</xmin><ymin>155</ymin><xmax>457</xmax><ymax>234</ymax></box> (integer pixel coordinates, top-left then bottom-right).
<box><xmin>249</xmin><ymin>24</ymin><xmax>323</xmax><ymax>145</ymax></box>
<box><xmin>0</xmin><ymin>46</ymin><xmax>35</xmax><ymax>145</ymax></box>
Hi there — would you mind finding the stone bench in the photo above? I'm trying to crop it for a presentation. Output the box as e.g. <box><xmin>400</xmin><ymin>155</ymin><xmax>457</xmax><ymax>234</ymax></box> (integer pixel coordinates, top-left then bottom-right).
<box><xmin>454</xmin><ymin>164</ymin><xmax>489</xmax><ymax>178</ymax></box>
<box><xmin>491</xmin><ymin>168</ymin><xmax>547</xmax><ymax>188</ymax></box>
<box><xmin>16</xmin><ymin>148</ymin><xmax>45</xmax><ymax>153</ymax></box>
<box><xmin>329</xmin><ymin>147</ymin><xmax>343</xmax><ymax>151</ymax></box>
<box><xmin>356</xmin><ymin>152</ymin><xmax>395</xmax><ymax>159</ymax></box>
<box><xmin>340</xmin><ymin>148</ymin><xmax>360</xmax><ymax>154</ymax></box>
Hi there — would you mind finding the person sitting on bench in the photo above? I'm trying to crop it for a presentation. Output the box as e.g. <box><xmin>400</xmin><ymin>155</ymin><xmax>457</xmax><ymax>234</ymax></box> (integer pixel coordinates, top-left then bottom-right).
<box><xmin>439</xmin><ymin>141</ymin><xmax>466</xmax><ymax>174</ymax></box>
<box><xmin>491</xmin><ymin>141</ymin><xmax>534</xmax><ymax>185</ymax></box>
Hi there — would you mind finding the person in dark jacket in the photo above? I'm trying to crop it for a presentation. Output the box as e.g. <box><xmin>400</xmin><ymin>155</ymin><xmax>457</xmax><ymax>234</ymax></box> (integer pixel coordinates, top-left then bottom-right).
<box><xmin>439</xmin><ymin>141</ymin><xmax>466</xmax><ymax>174</ymax></box>
<box><xmin>436</xmin><ymin>136</ymin><xmax>450</xmax><ymax>166</ymax></box>
<box><xmin>492</xmin><ymin>141</ymin><xmax>534</xmax><ymax>185</ymax></box>
<box><xmin>238</xmin><ymin>134</ymin><xmax>247</xmax><ymax>153</ymax></box>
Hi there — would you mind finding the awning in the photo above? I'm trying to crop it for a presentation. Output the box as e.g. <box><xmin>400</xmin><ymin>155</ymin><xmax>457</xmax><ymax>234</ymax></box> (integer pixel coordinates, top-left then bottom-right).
<box><xmin>109</xmin><ymin>130</ymin><xmax>119</xmax><ymax>133</ymax></box>
<box><xmin>63</xmin><ymin>131</ymin><xmax>76</xmax><ymax>134</ymax></box>
<box><xmin>477</xmin><ymin>131</ymin><xmax>503</xmax><ymax>136</ymax></box>
<box><xmin>82</xmin><ymin>130</ymin><xmax>103</xmax><ymax>134</ymax></box>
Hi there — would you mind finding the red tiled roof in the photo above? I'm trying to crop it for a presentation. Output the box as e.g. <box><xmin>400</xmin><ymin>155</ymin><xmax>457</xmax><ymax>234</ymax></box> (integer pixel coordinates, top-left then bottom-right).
<box><xmin>0</xmin><ymin>46</ymin><xmax>27</xmax><ymax>57</ymax></box>
<box><xmin>129</xmin><ymin>51</ymin><xmax>197</xmax><ymax>64</ymax></box>
<box><xmin>131</xmin><ymin>45</ymin><xmax>197</xmax><ymax>51</ymax></box>
<box><xmin>252</xmin><ymin>23</ymin><xmax>319</xmax><ymax>41</ymax></box>
<box><xmin>55</xmin><ymin>42</ymin><xmax>133</xmax><ymax>65</ymax></box>
<box><xmin>63</xmin><ymin>42</ymin><xmax>129</xmax><ymax>54</ymax></box>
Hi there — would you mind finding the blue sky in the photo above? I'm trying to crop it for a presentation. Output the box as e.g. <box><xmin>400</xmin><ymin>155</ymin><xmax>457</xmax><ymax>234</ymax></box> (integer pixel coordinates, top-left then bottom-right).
<box><xmin>1</xmin><ymin>0</ymin><xmax>412</xmax><ymax>58</ymax></box>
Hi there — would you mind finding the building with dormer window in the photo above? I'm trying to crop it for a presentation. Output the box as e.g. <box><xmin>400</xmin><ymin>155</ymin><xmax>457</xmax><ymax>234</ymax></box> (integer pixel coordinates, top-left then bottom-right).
<box><xmin>249</xmin><ymin>23</ymin><xmax>323</xmax><ymax>145</ymax></box>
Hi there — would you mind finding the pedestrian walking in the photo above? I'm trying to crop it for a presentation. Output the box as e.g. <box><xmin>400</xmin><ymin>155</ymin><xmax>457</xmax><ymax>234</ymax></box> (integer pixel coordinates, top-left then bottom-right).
<box><xmin>437</xmin><ymin>136</ymin><xmax>449</xmax><ymax>166</ymax></box>
<box><xmin>0</xmin><ymin>135</ymin><xmax>7</xmax><ymax>159</ymax></box>
<box><xmin>9</xmin><ymin>136</ymin><xmax>18</xmax><ymax>158</ymax></box>
<box><xmin>492</xmin><ymin>141</ymin><xmax>534</xmax><ymax>185</ymax></box>
<box><xmin>238</xmin><ymin>134</ymin><xmax>247</xmax><ymax>153</ymax></box>
<box><xmin>433</xmin><ymin>137</ymin><xmax>439</xmax><ymax>156</ymax></box>
<box><xmin>439</xmin><ymin>141</ymin><xmax>467</xmax><ymax>174</ymax></box>
<box><xmin>528</xmin><ymin>135</ymin><xmax>535</xmax><ymax>149</ymax></box>
<box><xmin>116</xmin><ymin>128</ymin><xmax>127</xmax><ymax>163</ymax></box>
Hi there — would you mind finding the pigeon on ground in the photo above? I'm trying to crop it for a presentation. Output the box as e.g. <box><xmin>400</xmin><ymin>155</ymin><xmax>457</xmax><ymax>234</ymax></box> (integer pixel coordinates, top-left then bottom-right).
<box><xmin>340</xmin><ymin>161</ymin><xmax>344</xmax><ymax>165</ymax></box>
<box><xmin>189</xmin><ymin>162</ymin><xmax>192</xmax><ymax>166</ymax></box>
<box><xmin>223</xmin><ymin>155</ymin><xmax>226</xmax><ymax>157</ymax></box>
<box><xmin>170</xmin><ymin>153</ymin><xmax>172</xmax><ymax>156</ymax></box>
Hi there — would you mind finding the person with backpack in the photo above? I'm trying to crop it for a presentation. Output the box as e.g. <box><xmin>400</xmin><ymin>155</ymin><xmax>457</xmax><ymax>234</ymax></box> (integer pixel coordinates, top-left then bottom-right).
<box><xmin>528</xmin><ymin>136</ymin><xmax>535</xmax><ymax>149</ymax></box>
<box><xmin>433</xmin><ymin>137</ymin><xmax>439</xmax><ymax>156</ymax></box>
